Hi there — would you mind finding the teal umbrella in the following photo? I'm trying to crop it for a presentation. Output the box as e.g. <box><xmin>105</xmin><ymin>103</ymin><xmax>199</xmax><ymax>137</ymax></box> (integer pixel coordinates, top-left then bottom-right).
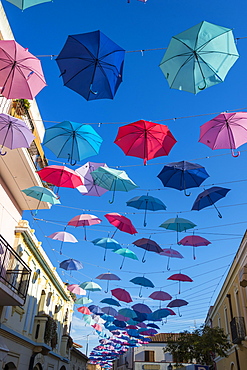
<box><xmin>159</xmin><ymin>21</ymin><xmax>239</xmax><ymax>94</ymax></box>
<box><xmin>100</xmin><ymin>298</ymin><xmax>121</xmax><ymax>307</ymax></box>
<box><xmin>159</xmin><ymin>216</ymin><xmax>196</xmax><ymax>243</ymax></box>
<box><xmin>91</xmin><ymin>166</ymin><xmax>138</xmax><ymax>203</ymax></box>
<box><xmin>130</xmin><ymin>276</ymin><xmax>154</xmax><ymax>297</ymax></box>
<box><xmin>22</xmin><ymin>186</ymin><xmax>60</xmax><ymax>205</ymax></box>
<box><xmin>6</xmin><ymin>0</ymin><xmax>52</xmax><ymax>10</ymax></box>
<box><xmin>75</xmin><ymin>297</ymin><xmax>93</xmax><ymax>305</ymax></box>
<box><xmin>113</xmin><ymin>248</ymin><xmax>138</xmax><ymax>269</ymax></box>
<box><xmin>92</xmin><ymin>237</ymin><xmax>121</xmax><ymax>261</ymax></box>
<box><xmin>80</xmin><ymin>281</ymin><xmax>102</xmax><ymax>292</ymax></box>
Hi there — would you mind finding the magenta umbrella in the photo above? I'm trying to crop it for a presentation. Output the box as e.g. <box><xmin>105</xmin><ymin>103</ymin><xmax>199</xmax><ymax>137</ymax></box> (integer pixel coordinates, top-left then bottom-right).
<box><xmin>149</xmin><ymin>291</ymin><xmax>172</xmax><ymax>308</ymax></box>
<box><xmin>178</xmin><ymin>235</ymin><xmax>211</xmax><ymax>259</ymax></box>
<box><xmin>67</xmin><ymin>214</ymin><xmax>102</xmax><ymax>240</ymax></box>
<box><xmin>199</xmin><ymin>112</ymin><xmax>247</xmax><ymax>157</ymax></box>
<box><xmin>111</xmin><ymin>288</ymin><xmax>132</xmax><ymax>303</ymax></box>
<box><xmin>167</xmin><ymin>273</ymin><xmax>193</xmax><ymax>294</ymax></box>
<box><xmin>96</xmin><ymin>272</ymin><xmax>120</xmax><ymax>293</ymax></box>
<box><xmin>0</xmin><ymin>40</ymin><xmax>46</xmax><ymax>99</ymax></box>
<box><xmin>76</xmin><ymin>162</ymin><xmax>109</xmax><ymax>196</ymax></box>
<box><xmin>48</xmin><ymin>230</ymin><xmax>78</xmax><ymax>254</ymax></box>
<box><xmin>159</xmin><ymin>247</ymin><xmax>184</xmax><ymax>270</ymax></box>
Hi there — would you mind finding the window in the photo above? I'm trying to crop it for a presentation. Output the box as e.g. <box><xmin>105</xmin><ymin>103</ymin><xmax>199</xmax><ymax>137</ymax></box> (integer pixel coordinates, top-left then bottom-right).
<box><xmin>224</xmin><ymin>307</ymin><xmax>230</xmax><ymax>335</ymax></box>
<box><xmin>144</xmin><ymin>351</ymin><xmax>155</xmax><ymax>362</ymax></box>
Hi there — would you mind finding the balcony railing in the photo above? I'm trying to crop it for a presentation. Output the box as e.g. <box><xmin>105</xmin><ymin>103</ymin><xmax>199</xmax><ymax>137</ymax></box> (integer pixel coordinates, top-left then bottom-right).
<box><xmin>0</xmin><ymin>234</ymin><xmax>31</xmax><ymax>303</ymax></box>
<box><xmin>230</xmin><ymin>317</ymin><xmax>246</xmax><ymax>344</ymax></box>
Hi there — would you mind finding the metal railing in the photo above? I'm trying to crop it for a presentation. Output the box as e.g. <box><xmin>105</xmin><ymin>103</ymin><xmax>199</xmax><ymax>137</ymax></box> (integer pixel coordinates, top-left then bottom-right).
<box><xmin>0</xmin><ymin>234</ymin><xmax>31</xmax><ymax>302</ymax></box>
<box><xmin>230</xmin><ymin>317</ymin><xmax>246</xmax><ymax>344</ymax></box>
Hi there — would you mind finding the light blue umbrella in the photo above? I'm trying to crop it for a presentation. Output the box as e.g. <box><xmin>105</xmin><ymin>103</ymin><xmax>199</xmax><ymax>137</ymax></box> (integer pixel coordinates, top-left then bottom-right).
<box><xmin>22</xmin><ymin>186</ymin><xmax>60</xmax><ymax>205</ymax></box>
<box><xmin>6</xmin><ymin>0</ymin><xmax>52</xmax><ymax>10</ymax></box>
<box><xmin>92</xmin><ymin>237</ymin><xmax>121</xmax><ymax>261</ymax></box>
<box><xmin>113</xmin><ymin>248</ymin><xmax>138</xmax><ymax>269</ymax></box>
<box><xmin>43</xmin><ymin>121</ymin><xmax>103</xmax><ymax>165</ymax></box>
<box><xmin>159</xmin><ymin>21</ymin><xmax>239</xmax><ymax>94</ymax></box>
<box><xmin>91</xmin><ymin>166</ymin><xmax>138</xmax><ymax>203</ymax></box>
<box><xmin>75</xmin><ymin>297</ymin><xmax>92</xmax><ymax>305</ymax></box>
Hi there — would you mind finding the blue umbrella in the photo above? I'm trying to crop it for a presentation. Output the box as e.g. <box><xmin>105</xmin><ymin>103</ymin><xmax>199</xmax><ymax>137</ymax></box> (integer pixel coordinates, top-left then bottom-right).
<box><xmin>100</xmin><ymin>298</ymin><xmax>121</xmax><ymax>307</ymax></box>
<box><xmin>59</xmin><ymin>258</ymin><xmax>83</xmax><ymax>271</ymax></box>
<box><xmin>101</xmin><ymin>307</ymin><xmax>118</xmax><ymax>317</ymax></box>
<box><xmin>43</xmin><ymin>121</ymin><xmax>102</xmax><ymax>165</ymax></box>
<box><xmin>151</xmin><ymin>308</ymin><xmax>171</xmax><ymax>320</ymax></box>
<box><xmin>56</xmin><ymin>30</ymin><xmax>125</xmax><ymax>101</ymax></box>
<box><xmin>132</xmin><ymin>312</ymin><xmax>147</xmax><ymax>322</ymax></box>
<box><xmin>126</xmin><ymin>194</ymin><xmax>167</xmax><ymax>226</ymax></box>
<box><xmin>147</xmin><ymin>323</ymin><xmax>160</xmax><ymax>329</ymax></box>
<box><xmin>88</xmin><ymin>305</ymin><xmax>104</xmax><ymax>315</ymax></box>
<box><xmin>130</xmin><ymin>276</ymin><xmax>154</xmax><ymax>297</ymax></box>
<box><xmin>101</xmin><ymin>314</ymin><xmax>115</xmax><ymax>323</ymax></box>
<box><xmin>191</xmin><ymin>186</ymin><xmax>231</xmax><ymax>218</ymax></box>
<box><xmin>92</xmin><ymin>237</ymin><xmax>121</xmax><ymax>261</ymax></box>
<box><xmin>113</xmin><ymin>320</ymin><xmax>126</xmax><ymax>328</ymax></box>
<box><xmin>157</xmin><ymin>161</ymin><xmax>209</xmax><ymax>196</ymax></box>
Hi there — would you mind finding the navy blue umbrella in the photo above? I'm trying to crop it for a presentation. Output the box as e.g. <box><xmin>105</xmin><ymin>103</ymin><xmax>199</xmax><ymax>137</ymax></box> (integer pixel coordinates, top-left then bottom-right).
<box><xmin>59</xmin><ymin>258</ymin><xmax>83</xmax><ymax>271</ymax></box>
<box><xmin>157</xmin><ymin>161</ymin><xmax>209</xmax><ymax>196</ymax></box>
<box><xmin>113</xmin><ymin>319</ymin><xmax>126</xmax><ymax>328</ymax></box>
<box><xmin>56</xmin><ymin>30</ymin><xmax>125</xmax><ymax>101</ymax></box>
<box><xmin>191</xmin><ymin>186</ymin><xmax>230</xmax><ymax>218</ymax></box>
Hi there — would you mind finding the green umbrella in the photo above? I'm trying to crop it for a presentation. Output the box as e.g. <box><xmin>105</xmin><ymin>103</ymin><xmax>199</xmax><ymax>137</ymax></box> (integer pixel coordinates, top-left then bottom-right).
<box><xmin>159</xmin><ymin>21</ymin><xmax>239</xmax><ymax>94</ymax></box>
<box><xmin>79</xmin><ymin>281</ymin><xmax>102</xmax><ymax>291</ymax></box>
<box><xmin>75</xmin><ymin>297</ymin><xmax>92</xmax><ymax>305</ymax></box>
<box><xmin>91</xmin><ymin>166</ymin><xmax>138</xmax><ymax>203</ymax></box>
<box><xmin>113</xmin><ymin>248</ymin><xmax>138</xmax><ymax>269</ymax></box>
<box><xmin>159</xmin><ymin>216</ymin><xmax>196</xmax><ymax>243</ymax></box>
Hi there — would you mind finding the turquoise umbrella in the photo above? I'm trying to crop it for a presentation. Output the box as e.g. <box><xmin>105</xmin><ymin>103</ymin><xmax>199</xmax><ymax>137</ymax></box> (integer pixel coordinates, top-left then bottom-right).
<box><xmin>80</xmin><ymin>282</ymin><xmax>102</xmax><ymax>292</ymax></box>
<box><xmin>159</xmin><ymin>21</ymin><xmax>239</xmax><ymax>94</ymax></box>
<box><xmin>22</xmin><ymin>186</ymin><xmax>60</xmax><ymax>205</ymax></box>
<box><xmin>91</xmin><ymin>166</ymin><xmax>138</xmax><ymax>203</ymax></box>
<box><xmin>113</xmin><ymin>248</ymin><xmax>138</xmax><ymax>269</ymax></box>
<box><xmin>92</xmin><ymin>237</ymin><xmax>121</xmax><ymax>261</ymax></box>
<box><xmin>100</xmin><ymin>298</ymin><xmax>121</xmax><ymax>307</ymax></box>
<box><xmin>75</xmin><ymin>297</ymin><xmax>93</xmax><ymax>305</ymax></box>
<box><xmin>160</xmin><ymin>216</ymin><xmax>196</xmax><ymax>243</ymax></box>
<box><xmin>6</xmin><ymin>0</ymin><xmax>52</xmax><ymax>10</ymax></box>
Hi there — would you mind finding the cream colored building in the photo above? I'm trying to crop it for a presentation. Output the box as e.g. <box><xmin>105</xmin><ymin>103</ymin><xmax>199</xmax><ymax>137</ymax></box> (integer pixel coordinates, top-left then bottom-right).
<box><xmin>205</xmin><ymin>231</ymin><xmax>247</xmax><ymax>370</ymax></box>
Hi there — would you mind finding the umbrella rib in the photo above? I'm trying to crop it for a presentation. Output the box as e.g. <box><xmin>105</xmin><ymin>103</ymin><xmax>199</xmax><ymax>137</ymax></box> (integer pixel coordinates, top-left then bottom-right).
<box><xmin>197</xmin><ymin>29</ymin><xmax>236</xmax><ymax>52</ymax></box>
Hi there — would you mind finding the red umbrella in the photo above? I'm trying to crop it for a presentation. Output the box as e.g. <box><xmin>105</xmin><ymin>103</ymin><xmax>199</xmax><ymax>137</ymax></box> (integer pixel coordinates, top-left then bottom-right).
<box><xmin>114</xmin><ymin>120</ymin><xmax>177</xmax><ymax>165</ymax></box>
<box><xmin>77</xmin><ymin>306</ymin><xmax>92</xmax><ymax>314</ymax></box>
<box><xmin>38</xmin><ymin>165</ymin><xmax>83</xmax><ymax>188</ymax></box>
<box><xmin>178</xmin><ymin>235</ymin><xmax>211</xmax><ymax>259</ymax></box>
<box><xmin>111</xmin><ymin>288</ymin><xmax>132</xmax><ymax>303</ymax></box>
<box><xmin>92</xmin><ymin>323</ymin><xmax>102</xmax><ymax>331</ymax></box>
<box><xmin>168</xmin><ymin>273</ymin><xmax>193</xmax><ymax>294</ymax></box>
<box><xmin>104</xmin><ymin>213</ymin><xmax>137</xmax><ymax>238</ymax></box>
<box><xmin>68</xmin><ymin>214</ymin><xmax>102</xmax><ymax>240</ymax></box>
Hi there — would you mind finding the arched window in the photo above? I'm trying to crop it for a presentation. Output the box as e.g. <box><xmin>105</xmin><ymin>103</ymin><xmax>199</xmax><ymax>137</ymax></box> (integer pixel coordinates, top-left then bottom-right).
<box><xmin>33</xmin><ymin>364</ymin><xmax>43</xmax><ymax>370</ymax></box>
<box><xmin>4</xmin><ymin>363</ymin><xmax>17</xmax><ymax>370</ymax></box>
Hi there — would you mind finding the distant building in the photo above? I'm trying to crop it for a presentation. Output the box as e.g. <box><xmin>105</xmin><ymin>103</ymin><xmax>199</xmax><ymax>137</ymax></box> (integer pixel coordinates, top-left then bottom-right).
<box><xmin>70</xmin><ymin>343</ymin><xmax>88</xmax><ymax>370</ymax></box>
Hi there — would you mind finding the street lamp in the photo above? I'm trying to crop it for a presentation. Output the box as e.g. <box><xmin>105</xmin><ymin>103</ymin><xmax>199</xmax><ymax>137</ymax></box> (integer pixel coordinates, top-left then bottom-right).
<box><xmin>167</xmin><ymin>364</ymin><xmax>173</xmax><ymax>370</ymax></box>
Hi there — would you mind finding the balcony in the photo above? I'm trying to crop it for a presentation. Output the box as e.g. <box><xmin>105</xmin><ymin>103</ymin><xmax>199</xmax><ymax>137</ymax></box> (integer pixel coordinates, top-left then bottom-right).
<box><xmin>230</xmin><ymin>317</ymin><xmax>246</xmax><ymax>344</ymax></box>
<box><xmin>0</xmin><ymin>234</ymin><xmax>31</xmax><ymax>306</ymax></box>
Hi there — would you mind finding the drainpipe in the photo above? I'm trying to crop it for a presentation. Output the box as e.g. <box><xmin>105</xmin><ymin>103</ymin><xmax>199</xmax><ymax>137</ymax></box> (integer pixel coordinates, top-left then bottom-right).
<box><xmin>226</xmin><ymin>294</ymin><xmax>241</xmax><ymax>370</ymax></box>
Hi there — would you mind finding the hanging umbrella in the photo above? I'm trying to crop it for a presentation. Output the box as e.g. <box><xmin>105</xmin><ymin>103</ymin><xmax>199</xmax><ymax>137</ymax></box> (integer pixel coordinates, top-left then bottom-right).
<box><xmin>111</xmin><ymin>288</ymin><xmax>132</xmax><ymax>303</ymax></box>
<box><xmin>59</xmin><ymin>258</ymin><xmax>83</xmax><ymax>271</ymax></box>
<box><xmin>101</xmin><ymin>307</ymin><xmax>118</xmax><ymax>317</ymax></box>
<box><xmin>22</xmin><ymin>186</ymin><xmax>60</xmax><ymax>206</ymax></box>
<box><xmin>199</xmin><ymin>112</ymin><xmax>247</xmax><ymax>157</ymax></box>
<box><xmin>67</xmin><ymin>284</ymin><xmax>86</xmax><ymax>295</ymax></box>
<box><xmin>92</xmin><ymin>324</ymin><xmax>102</xmax><ymax>332</ymax></box>
<box><xmin>56</xmin><ymin>30</ymin><xmax>125</xmax><ymax>101</ymax></box>
<box><xmin>115</xmin><ymin>314</ymin><xmax>130</xmax><ymax>322</ymax></box>
<box><xmin>118</xmin><ymin>308</ymin><xmax>136</xmax><ymax>319</ymax></box>
<box><xmin>77</xmin><ymin>306</ymin><xmax>92</xmax><ymax>314</ymax></box>
<box><xmin>126</xmin><ymin>195</ymin><xmax>166</xmax><ymax>226</ymax></box>
<box><xmin>130</xmin><ymin>276</ymin><xmax>154</xmax><ymax>297</ymax></box>
<box><xmin>167</xmin><ymin>273</ymin><xmax>193</xmax><ymax>294</ymax></box>
<box><xmin>48</xmin><ymin>231</ymin><xmax>78</xmax><ymax>254</ymax></box>
<box><xmin>0</xmin><ymin>40</ymin><xmax>46</xmax><ymax>99</ymax></box>
<box><xmin>88</xmin><ymin>305</ymin><xmax>104</xmax><ymax>315</ymax></box>
<box><xmin>150</xmin><ymin>308</ymin><xmax>171</xmax><ymax>320</ymax></box>
<box><xmin>75</xmin><ymin>297</ymin><xmax>92</xmax><ymax>305</ymax></box>
<box><xmin>43</xmin><ymin>121</ymin><xmax>103</xmax><ymax>165</ymax></box>
<box><xmin>114</xmin><ymin>120</ymin><xmax>177</xmax><ymax>165</ymax></box>
<box><xmin>139</xmin><ymin>329</ymin><xmax>158</xmax><ymax>336</ymax></box>
<box><xmin>159</xmin><ymin>247</ymin><xmax>184</xmax><ymax>270</ymax></box>
<box><xmin>0</xmin><ymin>113</ymin><xmax>35</xmax><ymax>155</ymax></box>
<box><xmin>76</xmin><ymin>162</ymin><xmax>108</xmax><ymax>196</ymax></box>
<box><xmin>91</xmin><ymin>314</ymin><xmax>106</xmax><ymax>324</ymax></box>
<box><xmin>92</xmin><ymin>237</ymin><xmax>121</xmax><ymax>261</ymax></box>
<box><xmin>113</xmin><ymin>248</ymin><xmax>138</xmax><ymax>269</ymax></box>
<box><xmin>191</xmin><ymin>186</ymin><xmax>230</xmax><ymax>218</ymax></box>
<box><xmin>132</xmin><ymin>304</ymin><xmax>152</xmax><ymax>315</ymax></box>
<box><xmin>159</xmin><ymin>21</ymin><xmax>239</xmax><ymax>94</ymax></box>
<box><xmin>132</xmin><ymin>237</ymin><xmax>163</xmax><ymax>263</ymax></box>
<box><xmin>178</xmin><ymin>235</ymin><xmax>211</xmax><ymax>259</ymax></box>
<box><xmin>6</xmin><ymin>0</ymin><xmax>52</xmax><ymax>10</ymax></box>
<box><xmin>37</xmin><ymin>165</ymin><xmax>83</xmax><ymax>190</ymax></box>
<box><xmin>96</xmin><ymin>273</ymin><xmax>121</xmax><ymax>293</ymax></box>
<box><xmin>91</xmin><ymin>167</ymin><xmax>138</xmax><ymax>203</ymax></box>
<box><xmin>149</xmin><ymin>291</ymin><xmax>172</xmax><ymax>309</ymax></box>
<box><xmin>105</xmin><ymin>213</ymin><xmax>137</xmax><ymax>238</ymax></box>
<box><xmin>82</xmin><ymin>315</ymin><xmax>95</xmax><ymax>325</ymax></box>
<box><xmin>147</xmin><ymin>323</ymin><xmax>160</xmax><ymax>329</ymax></box>
<box><xmin>159</xmin><ymin>216</ymin><xmax>196</xmax><ymax>243</ymax></box>
<box><xmin>113</xmin><ymin>320</ymin><xmax>126</xmax><ymax>329</ymax></box>
<box><xmin>80</xmin><ymin>282</ymin><xmax>102</xmax><ymax>292</ymax></box>
<box><xmin>100</xmin><ymin>298</ymin><xmax>121</xmax><ymax>307</ymax></box>
<box><xmin>167</xmin><ymin>299</ymin><xmax>188</xmax><ymax>317</ymax></box>
<box><xmin>68</xmin><ymin>214</ymin><xmax>102</xmax><ymax>240</ymax></box>
<box><xmin>157</xmin><ymin>161</ymin><xmax>209</xmax><ymax>196</ymax></box>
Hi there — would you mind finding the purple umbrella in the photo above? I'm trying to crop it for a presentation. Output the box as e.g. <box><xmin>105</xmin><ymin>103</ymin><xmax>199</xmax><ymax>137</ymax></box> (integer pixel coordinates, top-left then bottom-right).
<box><xmin>76</xmin><ymin>161</ymin><xmax>109</xmax><ymax>196</ymax></box>
<box><xmin>132</xmin><ymin>303</ymin><xmax>152</xmax><ymax>314</ymax></box>
<box><xmin>167</xmin><ymin>299</ymin><xmax>188</xmax><ymax>317</ymax></box>
<box><xmin>101</xmin><ymin>306</ymin><xmax>118</xmax><ymax>317</ymax></box>
<box><xmin>48</xmin><ymin>231</ymin><xmax>78</xmax><ymax>254</ymax></box>
<box><xmin>139</xmin><ymin>328</ymin><xmax>158</xmax><ymax>336</ymax></box>
<box><xmin>0</xmin><ymin>113</ymin><xmax>35</xmax><ymax>155</ymax></box>
<box><xmin>132</xmin><ymin>237</ymin><xmax>163</xmax><ymax>263</ymax></box>
<box><xmin>159</xmin><ymin>247</ymin><xmax>184</xmax><ymax>270</ymax></box>
<box><xmin>96</xmin><ymin>272</ymin><xmax>121</xmax><ymax>293</ymax></box>
<box><xmin>115</xmin><ymin>314</ymin><xmax>129</xmax><ymax>322</ymax></box>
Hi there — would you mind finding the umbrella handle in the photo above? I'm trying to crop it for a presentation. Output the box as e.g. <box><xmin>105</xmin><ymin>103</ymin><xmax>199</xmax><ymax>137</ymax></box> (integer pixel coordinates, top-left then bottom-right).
<box><xmin>142</xmin><ymin>250</ymin><xmax>147</xmax><ymax>263</ymax></box>
<box><xmin>90</xmin><ymin>84</ymin><xmax>98</xmax><ymax>95</ymax></box>
<box><xmin>0</xmin><ymin>147</ymin><xmax>7</xmax><ymax>156</ymax></box>
<box><xmin>167</xmin><ymin>256</ymin><xmax>170</xmax><ymax>271</ymax></box>
<box><xmin>139</xmin><ymin>286</ymin><xmax>143</xmax><ymax>298</ymax></box>
<box><xmin>231</xmin><ymin>149</ymin><xmax>240</xmax><ymax>158</ymax></box>
<box><xmin>178</xmin><ymin>307</ymin><xmax>182</xmax><ymax>317</ymax></box>
<box><xmin>193</xmin><ymin>246</ymin><xmax>196</xmax><ymax>260</ymax></box>
<box><xmin>60</xmin><ymin>241</ymin><xmax>64</xmax><ymax>255</ymax></box>
<box><xmin>103</xmin><ymin>248</ymin><xmax>107</xmax><ymax>261</ymax></box>
<box><xmin>184</xmin><ymin>189</ymin><xmax>191</xmax><ymax>197</ymax></box>
<box><xmin>120</xmin><ymin>255</ymin><xmax>126</xmax><ymax>269</ymax></box>
<box><xmin>84</xmin><ymin>226</ymin><xmax>87</xmax><ymax>241</ymax></box>
<box><xmin>105</xmin><ymin>280</ymin><xmax>109</xmax><ymax>293</ymax></box>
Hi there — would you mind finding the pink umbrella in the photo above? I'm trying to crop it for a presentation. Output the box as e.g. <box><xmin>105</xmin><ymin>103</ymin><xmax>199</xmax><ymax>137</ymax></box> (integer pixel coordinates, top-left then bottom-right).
<box><xmin>38</xmin><ymin>165</ymin><xmax>83</xmax><ymax>189</ymax></box>
<box><xmin>178</xmin><ymin>235</ymin><xmax>211</xmax><ymax>259</ymax></box>
<box><xmin>77</xmin><ymin>306</ymin><xmax>92</xmax><ymax>314</ymax></box>
<box><xmin>111</xmin><ymin>288</ymin><xmax>132</xmax><ymax>303</ymax></box>
<box><xmin>149</xmin><ymin>290</ymin><xmax>172</xmax><ymax>308</ymax></box>
<box><xmin>76</xmin><ymin>162</ymin><xmax>109</xmax><ymax>196</ymax></box>
<box><xmin>68</xmin><ymin>214</ymin><xmax>102</xmax><ymax>240</ymax></box>
<box><xmin>92</xmin><ymin>323</ymin><xmax>102</xmax><ymax>331</ymax></box>
<box><xmin>199</xmin><ymin>112</ymin><xmax>247</xmax><ymax>157</ymax></box>
<box><xmin>104</xmin><ymin>213</ymin><xmax>137</xmax><ymax>238</ymax></box>
<box><xmin>48</xmin><ymin>231</ymin><xmax>78</xmax><ymax>254</ymax></box>
<box><xmin>159</xmin><ymin>247</ymin><xmax>184</xmax><ymax>270</ymax></box>
<box><xmin>0</xmin><ymin>40</ymin><xmax>46</xmax><ymax>99</ymax></box>
<box><xmin>67</xmin><ymin>284</ymin><xmax>86</xmax><ymax>295</ymax></box>
<box><xmin>167</xmin><ymin>273</ymin><xmax>193</xmax><ymax>294</ymax></box>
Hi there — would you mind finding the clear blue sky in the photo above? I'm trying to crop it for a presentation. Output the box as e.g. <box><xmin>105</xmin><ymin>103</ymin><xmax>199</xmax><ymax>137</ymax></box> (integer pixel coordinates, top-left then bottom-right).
<box><xmin>3</xmin><ymin>0</ymin><xmax>247</xmax><ymax>354</ymax></box>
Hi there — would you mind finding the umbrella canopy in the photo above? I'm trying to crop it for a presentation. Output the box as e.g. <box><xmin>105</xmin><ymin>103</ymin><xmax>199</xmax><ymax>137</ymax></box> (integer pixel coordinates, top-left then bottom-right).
<box><xmin>114</xmin><ymin>248</ymin><xmax>138</xmax><ymax>269</ymax></box>
<box><xmin>22</xmin><ymin>186</ymin><xmax>60</xmax><ymax>205</ymax></box>
<box><xmin>67</xmin><ymin>284</ymin><xmax>86</xmax><ymax>295</ymax></box>
<box><xmin>59</xmin><ymin>258</ymin><xmax>83</xmax><ymax>271</ymax></box>
<box><xmin>168</xmin><ymin>273</ymin><xmax>193</xmax><ymax>294</ymax></box>
<box><xmin>199</xmin><ymin>112</ymin><xmax>247</xmax><ymax>157</ymax></box>
<box><xmin>126</xmin><ymin>194</ymin><xmax>166</xmax><ymax>226</ymax></box>
<box><xmin>114</xmin><ymin>120</ymin><xmax>177</xmax><ymax>165</ymax></box>
<box><xmin>92</xmin><ymin>237</ymin><xmax>121</xmax><ymax>261</ymax></box>
<box><xmin>191</xmin><ymin>186</ymin><xmax>230</xmax><ymax>218</ymax></box>
<box><xmin>48</xmin><ymin>231</ymin><xmax>78</xmax><ymax>254</ymax></box>
<box><xmin>75</xmin><ymin>297</ymin><xmax>92</xmax><ymax>305</ymax></box>
<box><xmin>132</xmin><ymin>304</ymin><xmax>152</xmax><ymax>315</ymax></box>
<box><xmin>0</xmin><ymin>113</ymin><xmax>35</xmax><ymax>155</ymax></box>
<box><xmin>37</xmin><ymin>165</ymin><xmax>83</xmax><ymax>189</ymax></box>
<box><xmin>91</xmin><ymin>167</ymin><xmax>138</xmax><ymax>203</ymax></box>
<box><xmin>6</xmin><ymin>0</ymin><xmax>52</xmax><ymax>10</ymax></box>
<box><xmin>88</xmin><ymin>305</ymin><xmax>104</xmax><ymax>315</ymax></box>
<box><xmin>130</xmin><ymin>276</ymin><xmax>154</xmax><ymax>297</ymax></box>
<box><xmin>96</xmin><ymin>273</ymin><xmax>121</xmax><ymax>293</ymax></box>
<box><xmin>56</xmin><ymin>30</ymin><xmax>125</xmax><ymax>101</ymax></box>
<box><xmin>102</xmin><ymin>307</ymin><xmax>118</xmax><ymax>317</ymax></box>
<box><xmin>43</xmin><ymin>121</ymin><xmax>103</xmax><ymax>165</ymax></box>
<box><xmin>80</xmin><ymin>282</ymin><xmax>102</xmax><ymax>292</ymax></box>
<box><xmin>77</xmin><ymin>306</ymin><xmax>92</xmax><ymax>314</ymax></box>
<box><xmin>159</xmin><ymin>21</ymin><xmax>239</xmax><ymax>94</ymax></box>
<box><xmin>76</xmin><ymin>162</ymin><xmax>108</xmax><ymax>196</ymax></box>
<box><xmin>149</xmin><ymin>291</ymin><xmax>172</xmax><ymax>301</ymax></box>
<box><xmin>157</xmin><ymin>161</ymin><xmax>209</xmax><ymax>196</ymax></box>
<box><xmin>111</xmin><ymin>288</ymin><xmax>132</xmax><ymax>303</ymax></box>
<box><xmin>100</xmin><ymin>298</ymin><xmax>121</xmax><ymax>307</ymax></box>
<box><xmin>0</xmin><ymin>40</ymin><xmax>46</xmax><ymax>99</ymax></box>
<box><xmin>105</xmin><ymin>213</ymin><xmax>137</xmax><ymax>238</ymax></box>
<box><xmin>160</xmin><ymin>216</ymin><xmax>196</xmax><ymax>243</ymax></box>
<box><xmin>68</xmin><ymin>214</ymin><xmax>102</xmax><ymax>240</ymax></box>
<box><xmin>167</xmin><ymin>299</ymin><xmax>188</xmax><ymax>317</ymax></box>
<box><xmin>147</xmin><ymin>323</ymin><xmax>160</xmax><ymax>329</ymax></box>
<box><xmin>82</xmin><ymin>315</ymin><xmax>95</xmax><ymax>325</ymax></box>
<box><xmin>132</xmin><ymin>237</ymin><xmax>163</xmax><ymax>263</ymax></box>
<box><xmin>159</xmin><ymin>247</ymin><xmax>184</xmax><ymax>270</ymax></box>
<box><xmin>113</xmin><ymin>320</ymin><xmax>126</xmax><ymax>329</ymax></box>
<box><xmin>178</xmin><ymin>235</ymin><xmax>211</xmax><ymax>259</ymax></box>
<box><xmin>150</xmin><ymin>308</ymin><xmax>171</xmax><ymax>320</ymax></box>
<box><xmin>118</xmin><ymin>308</ymin><xmax>136</xmax><ymax>319</ymax></box>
